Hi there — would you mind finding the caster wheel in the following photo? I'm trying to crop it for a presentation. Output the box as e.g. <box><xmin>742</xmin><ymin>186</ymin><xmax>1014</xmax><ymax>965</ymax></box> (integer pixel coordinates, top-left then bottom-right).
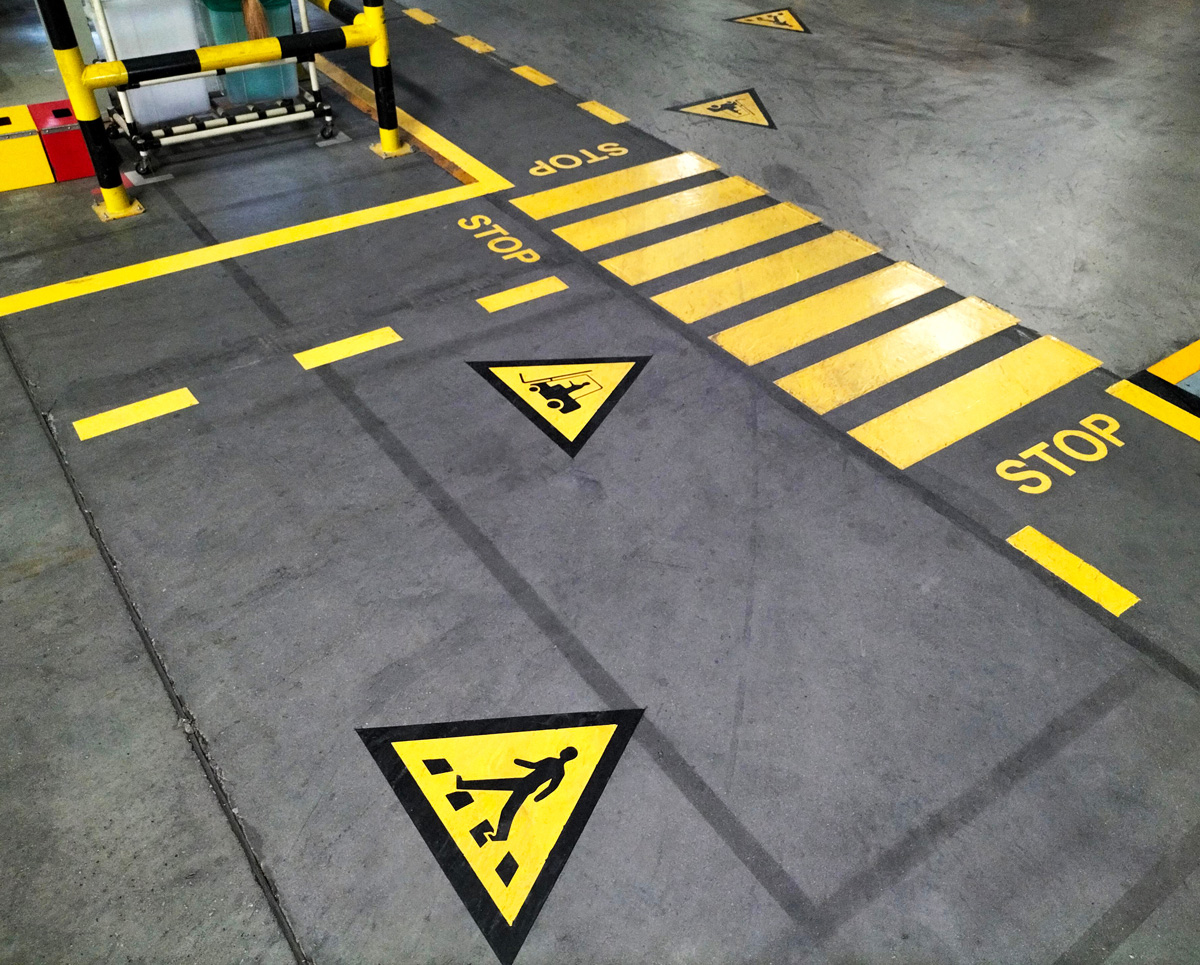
<box><xmin>135</xmin><ymin>158</ymin><xmax>153</xmax><ymax>176</ymax></box>
<box><xmin>319</xmin><ymin>124</ymin><xmax>336</xmax><ymax>140</ymax></box>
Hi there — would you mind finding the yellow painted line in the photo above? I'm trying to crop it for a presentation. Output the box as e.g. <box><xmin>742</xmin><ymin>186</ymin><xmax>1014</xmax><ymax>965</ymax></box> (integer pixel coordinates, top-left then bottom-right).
<box><xmin>510</xmin><ymin>152</ymin><xmax>719</xmax><ymax>220</ymax></box>
<box><xmin>476</xmin><ymin>276</ymin><xmax>569</xmax><ymax>313</ymax></box>
<box><xmin>1007</xmin><ymin>526</ymin><xmax>1139</xmax><ymax>616</ymax></box>
<box><xmin>578</xmin><ymin>101</ymin><xmax>628</xmax><ymax>124</ymax></box>
<box><xmin>73</xmin><ymin>388</ymin><xmax>198</xmax><ymax>441</ymax></box>
<box><xmin>600</xmin><ymin>201</ymin><xmax>820</xmax><ymax>286</ymax></box>
<box><xmin>1147</xmin><ymin>337</ymin><xmax>1200</xmax><ymax>385</ymax></box>
<box><xmin>653</xmin><ymin>230</ymin><xmax>878</xmax><ymax>324</ymax></box>
<box><xmin>775</xmin><ymin>296</ymin><xmax>1017</xmax><ymax>413</ymax></box>
<box><xmin>455</xmin><ymin>35</ymin><xmax>495</xmax><ymax>53</ymax></box>
<box><xmin>403</xmin><ymin>7</ymin><xmax>438</xmax><ymax>24</ymax></box>
<box><xmin>294</xmin><ymin>326</ymin><xmax>402</xmax><ymax>370</ymax></box>
<box><xmin>1107</xmin><ymin>379</ymin><xmax>1200</xmax><ymax>443</ymax></box>
<box><xmin>711</xmin><ymin>262</ymin><xmax>943</xmax><ymax>364</ymax></box>
<box><xmin>512</xmin><ymin>65</ymin><xmax>557</xmax><ymax>86</ymax></box>
<box><xmin>555</xmin><ymin>176</ymin><xmax>766</xmax><ymax>251</ymax></box>
<box><xmin>848</xmin><ymin>337</ymin><xmax>1101</xmax><ymax>469</ymax></box>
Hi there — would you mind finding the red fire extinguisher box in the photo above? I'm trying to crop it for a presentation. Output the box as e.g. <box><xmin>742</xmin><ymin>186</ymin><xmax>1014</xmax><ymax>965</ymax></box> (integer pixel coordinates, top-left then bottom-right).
<box><xmin>28</xmin><ymin>100</ymin><xmax>95</xmax><ymax>182</ymax></box>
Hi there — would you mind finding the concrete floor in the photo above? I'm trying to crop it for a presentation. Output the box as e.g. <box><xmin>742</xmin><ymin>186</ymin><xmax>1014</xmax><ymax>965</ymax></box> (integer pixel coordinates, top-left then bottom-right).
<box><xmin>2</xmin><ymin>1</ymin><xmax>1199</xmax><ymax>964</ymax></box>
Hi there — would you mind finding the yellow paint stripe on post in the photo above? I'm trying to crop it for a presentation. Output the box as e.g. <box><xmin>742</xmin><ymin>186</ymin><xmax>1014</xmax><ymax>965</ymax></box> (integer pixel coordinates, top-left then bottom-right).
<box><xmin>403</xmin><ymin>8</ymin><xmax>438</xmax><ymax>23</ymax></box>
<box><xmin>73</xmin><ymin>388</ymin><xmax>198</xmax><ymax>441</ymax></box>
<box><xmin>600</xmin><ymin>202</ymin><xmax>820</xmax><ymax>286</ymax></box>
<box><xmin>775</xmin><ymin>296</ymin><xmax>1017</xmax><ymax>413</ymax></box>
<box><xmin>555</xmin><ymin>177</ymin><xmax>766</xmax><ymax>251</ymax></box>
<box><xmin>455</xmin><ymin>36</ymin><xmax>495</xmax><ymax>53</ymax></box>
<box><xmin>1147</xmin><ymin>338</ymin><xmax>1200</xmax><ymax>385</ymax></box>
<box><xmin>848</xmin><ymin>337</ymin><xmax>1101</xmax><ymax>469</ymax></box>
<box><xmin>578</xmin><ymin>101</ymin><xmax>628</xmax><ymax>124</ymax></box>
<box><xmin>654</xmin><ymin>230</ymin><xmax>878</xmax><ymax>324</ymax></box>
<box><xmin>1007</xmin><ymin>526</ymin><xmax>1139</xmax><ymax>616</ymax></box>
<box><xmin>711</xmin><ymin>262</ymin><xmax>943</xmax><ymax>364</ymax></box>
<box><xmin>294</xmin><ymin>327</ymin><xmax>402</xmax><ymax>370</ymax></box>
<box><xmin>476</xmin><ymin>276</ymin><xmax>569</xmax><ymax>312</ymax></box>
<box><xmin>512</xmin><ymin>65</ymin><xmax>556</xmax><ymax>86</ymax></box>
<box><xmin>510</xmin><ymin>152</ymin><xmax>719</xmax><ymax>220</ymax></box>
<box><xmin>1106</xmin><ymin>380</ymin><xmax>1200</xmax><ymax>443</ymax></box>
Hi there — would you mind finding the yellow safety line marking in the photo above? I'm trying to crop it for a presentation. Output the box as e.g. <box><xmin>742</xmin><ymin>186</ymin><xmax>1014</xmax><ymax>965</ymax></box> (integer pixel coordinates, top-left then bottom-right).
<box><xmin>512</xmin><ymin>65</ymin><xmax>557</xmax><ymax>86</ymax></box>
<box><xmin>476</xmin><ymin>276</ymin><xmax>569</xmax><ymax>312</ymax></box>
<box><xmin>455</xmin><ymin>35</ymin><xmax>495</xmax><ymax>53</ymax></box>
<box><xmin>600</xmin><ymin>201</ymin><xmax>820</xmax><ymax>286</ymax></box>
<box><xmin>577</xmin><ymin>101</ymin><xmax>628</xmax><ymax>124</ymax></box>
<box><xmin>711</xmin><ymin>262</ymin><xmax>943</xmax><ymax>364</ymax></box>
<box><xmin>1106</xmin><ymin>379</ymin><xmax>1200</xmax><ymax>443</ymax></box>
<box><xmin>73</xmin><ymin>388</ymin><xmax>198</xmax><ymax>441</ymax></box>
<box><xmin>555</xmin><ymin>177</ymin><xmax>766</xmax><ymax>251</ymax></box>
<box><xmin>1007</xmin><ymin>525</ymin><xmax>1139</xmax><ymax>616</ymax></box>
<box><xmin>775</xmin><ymin>295</ymin><xmax>1016</xmax><ymax>413</ymax></box>
<box><xmin>294</xmin><ymin>326</ymin><xmax>402</xmax><ymax>370</ymax></box>
<box><xmin>403</xmin><ymin>8</ymin><xmax>438</xmax><ymax>24</ymax></box>
<box><xmin>653</xmin><ymin>230</ymin><xmax>878</xmax><ymax>324</ymax></box>
<box><xmin>1147</xmin><ymin>337</ymin><xmax>1200</xmax><ymax>385</ymax></box>
<box><xmin>510</xmin><ymin>152</ymin><xmax>719</xmax><ymax>220</ymax></box>
<box><xmin>848</xmin><ymin>337</ymin><xmax>1101</xmax><ymax>469</ymax></box>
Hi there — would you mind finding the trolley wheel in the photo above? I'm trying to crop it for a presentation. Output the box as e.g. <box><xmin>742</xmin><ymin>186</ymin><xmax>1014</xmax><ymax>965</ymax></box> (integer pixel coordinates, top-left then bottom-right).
<box><xmin>135</xmin><ymin>156</ymin><xmax>153</xmax><ymax>177</ymax></box>
<box><xmin>319</xmin><ymin>123</ymin><xmax>337</xmax><ymax>141</ymax></box>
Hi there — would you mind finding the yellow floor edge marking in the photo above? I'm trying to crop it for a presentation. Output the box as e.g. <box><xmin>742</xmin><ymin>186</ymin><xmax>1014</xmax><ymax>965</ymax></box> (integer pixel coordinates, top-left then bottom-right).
<box><xmin>712</xmin><ymin>262</ymin><xmax>944</xmax><ymax>365</ymax></box>
<box><xmin>1107</xmin><ymin>379</ymin><xmax>1200</xmax><ymax>443</ymax></box>
<box><xmin>294</xmin><ymin>326</ymin><xmax>402</xmax><ymax>370</ymax></box>
<box><xmin>73</xmin><ymin>387</ymin><xmax>198</xmax><ymax>441</ymax></box>
<box><xmin>655</xmin><ymin>230</ymin><xmax>879</xmax><ymax>324</ymax></box>
<box><xmin>1007</xmin><ymin>525</ymin><xmax>1139</xmax><ymax>616</ymax></box>
<box><xmin>477</xmin><ymin>276</ymin><xmax>569</xmax><ymax>312</ymax></box>
<box><xmin>555</xmin><ymin>176</ymin><xmax>766</xmax><ymax>251</ymax></box>
<box><xmin>403</xmin><ymin>8</ymin><xmax>438</xmax><ymax>24</ymax></box>
<box><xmin>600</xmin><ymin>201</ymin><xmax>820</xmax><ymax>286</ymax></box>
<box><xmin>455</xmin><ymin>35</ymin><xmax>496</xmax><ymax>53</ymax></box>
<box><xmin>512</xmin><ymin>65</ymin><xmax>557</xmax><ymax>86</ymax></box>
<box><xmin>1147</xmin><ymin>337</ymin><xmax>1200</xmax><ymax>385</ymax></box>
<box><xmin>578</xmin><ymin>101</ymin><xmax>628</xmax><ymax>124</ymax></box>
<box><xmin>511</xmin><ymin>152</ymin><xmax>719</xmax><ymax>220</ymax></box>
<box><xmin>775</xmin><ymin>295</ymin><xmax>1017</xmax><ymax>413</ymax></box>
<box><xmin>848</xmin><ymin>337</ymin><xmax>1101</xmax><ymax>469</ymax></box>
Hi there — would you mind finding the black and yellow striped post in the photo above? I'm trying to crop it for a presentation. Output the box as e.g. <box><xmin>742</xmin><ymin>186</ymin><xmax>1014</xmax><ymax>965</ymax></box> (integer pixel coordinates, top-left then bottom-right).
<box><xmin>35</xmin><ymin>0</ymin><xmax>143</xmax><ymax>220</ymax></box>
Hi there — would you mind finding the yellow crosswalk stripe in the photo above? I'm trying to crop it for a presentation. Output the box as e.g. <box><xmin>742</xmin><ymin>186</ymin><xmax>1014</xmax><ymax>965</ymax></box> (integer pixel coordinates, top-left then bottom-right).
<box><xmin>73</xmin><ymin>388</ymin><xmax>198</xmax><ymax>441</ymax></box>
<box><xmin>599</xmin><ymin>202</ymin><xmax>820</xmax><ymax>286</ymax></box>
<box><xmin>652</xmin><ymin>230</ymin><xmax>878</xmax><ymax>324</ymax></box>
<box><xmin>775</xmin><ymin>296</ymin><xmax>1017</xmax><ymax>413</ymax></box>
<box><xmin>847</xmin><ymin>337</ymin><xmax>1101</xmax><ymax>469</ymax></box>
<box><xmin>476</xmin><ymin>276</ymin><xmax>569</xmax><ymax>312</ymax></box>
<box><xmin>1147</xmin><ymin>337</ymin><xmax>1200</xmax><ymax>385</ymax></box>
<box><xmin>510</xmin><ymin>152</ymin><xmax>719</xmax><ymax>220</ymax></box>
<box><xmin>554</xmin><ymin>177</ymin><xmax>766</xmax><ymax>251</ymax></box>
<box><xmin>1007</xmin><ymin>526</ymin><xmax>1138</xmax><ymax>616</ymax></box>
<box><xmin>711</xmin><ymin>261</ymin><xmax>941</xmax><ymax>364</ymax></box>
<box><xmin>294</xmin><ymin>326</ymin><xmax>403</xmax><ymax>369</ymax></box>
<box><xmin>1106</xmin><ymin>380</ymin><xmax>1200</xmax><ymax>443</ymax></box>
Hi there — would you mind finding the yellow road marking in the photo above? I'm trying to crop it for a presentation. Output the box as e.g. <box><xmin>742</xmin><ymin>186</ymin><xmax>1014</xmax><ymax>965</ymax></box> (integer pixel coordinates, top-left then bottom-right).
<box><xmin>73</xmin><ymin>388</ymin><xmax>198</xmax><ymax>441</ymax></box>
<box><xmin>455</xmin><ymin>35</ymin><xmax>495</xmax><ymax>53</ymax></box>
<box><xmin>554</xmin><ymin>177</ymin><xmax>766</xmax><ymax>251</ymax></box>
<box><xmin>476</xmin><ymin>276</ymin><xmax>569</xmax><ymax>312</ymax></box>
<box><xmin>711</xmin><ymin>262</ymin><xmax>942</xmax><ymax>364</ymax></box>
<box><xmin>1106</xmin><ymin>380</ymin><xmax>1200</xmax><ymax>443</ymax></box>
<box><xmin>848</xmin><ymin>337</ymin><xmax>1101</xmax><ymax>469</ymax></box>
<box><xmin>512</xmin><ymin>65</ymin><xmax>556</xmax><ymax>86</ymax></box>
<box><xmin>294</xmin><ymin>327</ymin><xmax>402</xmax><ymax>369</ymax></box>
<box><xmin>600</xmin><ymin>201</ymin><xmax>820</xmax><ymax>286</ymax></box>
<box><xmin>1007</xmin><ymin>526</ymin><xmax>1139</xmax><ymax>616</ymax></box>
<box><xmin>775</xmin><ymin>296</ymin><xmax>1017</xmax><ymax>413</ymax></box>
<box><xmin>1147</xmin><ymin>337</ymin><xmax>1200</xmax><ymax>385</ymax></box>
<box><xmin>510</xmin><ymin>152</ymin><xmax>719</xmax><ymax>220</ymax></box>
<box><xmin>654</xmin><ymin>230</ymin><xmax>878</xmax><ymax>324</ymax></box>
<box><xmin>403</xmin><ymin>8</ymin><xmax>438</xmax><ymax>23</ymax></box>
<box><xmin>578</xmin><ymin>101</ymin><xmax>628</xmax><ymax>124</ymax></box>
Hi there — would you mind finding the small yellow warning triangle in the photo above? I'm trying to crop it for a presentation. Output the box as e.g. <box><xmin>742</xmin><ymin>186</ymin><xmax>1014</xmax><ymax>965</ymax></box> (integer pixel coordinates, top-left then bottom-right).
<box><xmin>360</xmin><ymin>710</ymin><xmax>642</xmax><ymax>965</ymax></box>
<box><xmin>469</xmin><ymin>356</ymin><xmax>650</xmax><ymax>457</ymax></box>
<box><xmin>728</xmin><ymin>7</ymin><xmax>808</xmax><ymax>32</ymax></box>
<box><xmin>671</xmin><ymin>89</ymin><xmax>776</xmax><ymax>129</ymax></box>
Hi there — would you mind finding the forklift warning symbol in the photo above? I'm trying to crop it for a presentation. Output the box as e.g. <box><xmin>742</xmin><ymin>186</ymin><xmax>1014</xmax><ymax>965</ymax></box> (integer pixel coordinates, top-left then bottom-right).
<box><xmin>670</xmin><ymin>89</ymin><xmax>776</xmax><ymax>129</ymax></box>
<box><xmin>359</xmin><ymin>710</ymin><xmax>642</xmax><ymax>965</ymax></box>
<box><xmin>469</xmin><ymin>357</ymin><xmax>650</xmax><ymax>457</ymax></box>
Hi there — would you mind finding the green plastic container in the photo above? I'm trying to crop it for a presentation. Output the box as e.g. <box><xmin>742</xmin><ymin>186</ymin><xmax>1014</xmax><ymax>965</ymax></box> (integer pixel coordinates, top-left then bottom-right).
<box><xmin>202</xmin><ymin>0</ymin><xmax>299</xmax><ymax>104</ymax></box>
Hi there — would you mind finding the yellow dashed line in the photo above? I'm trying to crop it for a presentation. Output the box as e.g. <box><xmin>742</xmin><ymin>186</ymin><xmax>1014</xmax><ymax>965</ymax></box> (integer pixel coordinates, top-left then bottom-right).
<box><xmin>511</xmin><ymin>65</ymin><xmax>557</xmax><ymax>86</ymax></box>
<box><xmin>74</xmin><ymin>388</ymin><xmax>198</xmax><ymax>441</ymax></box>
<box><xmin>1008</xmin><ymin>526</ymin><xmax>1138</xmax><ymax>615</ymax></box>
<box><xmin>578</xmin><ymin>101</ymin><xmax>628</xmax><ymax>124</ymax></box>
<box><xmin>294</xmin><ymin>327</ymin><xmax>403</xmax><ymax>370</ymax></box>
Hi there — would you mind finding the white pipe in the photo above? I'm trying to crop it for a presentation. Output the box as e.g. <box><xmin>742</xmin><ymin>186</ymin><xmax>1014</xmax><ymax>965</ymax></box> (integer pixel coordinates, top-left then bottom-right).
<box><xmin>133</xmin><ymin>57</ymin><xmax>301</xmax><ymax>88</ymax></box>
<box><xmin>157</xmin><ymin>110</ymin><xmax>315</xmax><ymax>145</ymax></box>
<box><xmin>294</xmin><ymin>0</ymin><xmax>321</xmax><ymax>94</ymax></box>
<box><xmin>88</xmin><ymin>0</ymin><xmax>134</xmax><ymax>126</ymax></box>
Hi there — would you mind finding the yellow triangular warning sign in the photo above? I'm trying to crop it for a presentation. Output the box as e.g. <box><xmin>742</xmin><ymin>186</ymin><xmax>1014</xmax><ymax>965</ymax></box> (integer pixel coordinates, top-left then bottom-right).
<box><xmin>728</xmin><ymin>7</ymin><xmax>808</xmax><ymax>32</ymax></box>
<box><xmin>469</xmin><ymin>356</ymin><xmax>650</xmax><ymax>456</ymax></box>
<box><xmin>360</xmin><ymin>710</ymin><xmax>642</xmax><ymax>965</ymax></box>
<box><xmin>671</xmin><ymin>89</ymin><xmax>776</xmax><ymax>129</ymax></box>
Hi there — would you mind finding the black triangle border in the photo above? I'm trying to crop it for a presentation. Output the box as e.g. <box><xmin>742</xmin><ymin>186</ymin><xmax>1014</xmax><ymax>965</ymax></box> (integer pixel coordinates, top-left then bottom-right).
<box><xmin>667</xmin><ymin>88</ymin><xmax>777</xmax><ymax>130</ymax></box>
<box><xmin>725</xmin><ymin>7</ymin><xmax>810</xmax><ymax>33</ymax></box>
<box><xmin>468</xmin><ymin>357</ymin><xmax>651</xmax><ymax>458</ymax></box>
<box><xmin>358</xmin><ymin>709</ymin><xmax>644</xmax><ymax>965</ymax></box>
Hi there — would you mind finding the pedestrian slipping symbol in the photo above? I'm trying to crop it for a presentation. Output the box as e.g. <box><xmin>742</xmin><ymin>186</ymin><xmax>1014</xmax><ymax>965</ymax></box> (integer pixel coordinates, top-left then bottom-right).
<box><xmin>670</xmin><ymin>89</ymin><xmax>776</xmax><ymax>129</ymax></box>
<box><xmin>359</xmin><ymin>710</ymin><xmax>643</xmax><ymax>965</ymax></box>
<box><xmin>727</xmin><ymin>7</ymin><xmax>808</xmax><ymax>32</ymax></box>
